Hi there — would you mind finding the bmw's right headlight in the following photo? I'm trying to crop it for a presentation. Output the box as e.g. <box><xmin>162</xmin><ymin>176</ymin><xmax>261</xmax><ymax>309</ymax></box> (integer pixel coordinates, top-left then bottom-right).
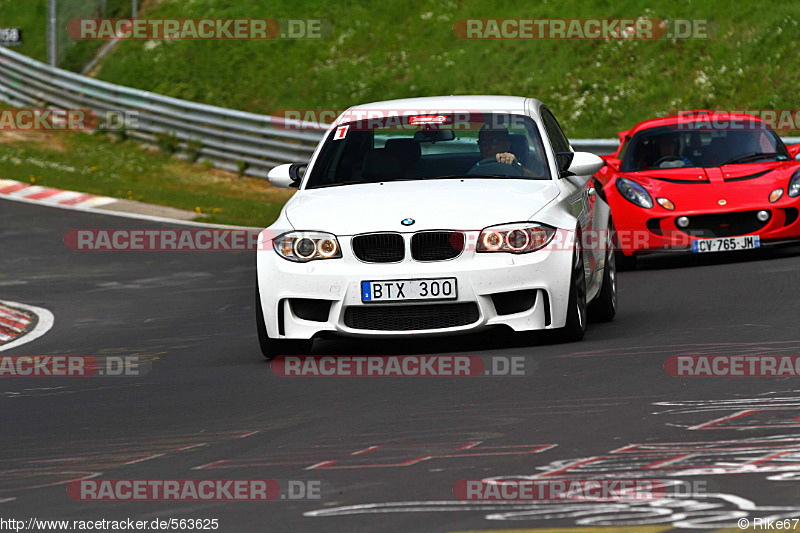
<box><xmin>616</xmin><ymin>177</ymin><xmax>654</xmax><ymax>208</ymax></box>
<box><xmin>274</xmin><ymin>232</ymin><xmax>342</xmax><ymax>262</ymax></box>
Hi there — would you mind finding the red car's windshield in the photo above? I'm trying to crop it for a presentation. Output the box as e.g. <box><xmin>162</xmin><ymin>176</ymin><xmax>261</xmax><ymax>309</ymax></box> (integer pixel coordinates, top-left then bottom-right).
<box><xmin>620</xmin><ymin>125</ymin><xmax>790</xmax><ymax>172</ymax></box>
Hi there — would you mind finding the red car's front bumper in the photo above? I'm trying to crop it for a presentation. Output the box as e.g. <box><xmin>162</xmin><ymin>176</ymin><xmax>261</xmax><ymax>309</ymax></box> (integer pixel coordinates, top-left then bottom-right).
<box><xmin>608</xmin><ymin>199</ymin><xmax>800</xmax><ymax>256</ymax></box>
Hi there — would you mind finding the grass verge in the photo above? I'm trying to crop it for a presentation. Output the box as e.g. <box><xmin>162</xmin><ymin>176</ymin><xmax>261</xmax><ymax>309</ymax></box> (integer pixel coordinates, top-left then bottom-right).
<box><xmin>0</xmin><ymin>126</ymin><xmax>294</xmax><ymax>227</ymax></box>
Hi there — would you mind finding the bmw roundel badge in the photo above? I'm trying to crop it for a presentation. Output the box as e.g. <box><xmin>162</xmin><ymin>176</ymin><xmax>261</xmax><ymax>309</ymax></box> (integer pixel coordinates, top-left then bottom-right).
<box><xmin>401</xmin><ymin>218</ymin><xmax>415</xmax><ymax>226</ymax></box>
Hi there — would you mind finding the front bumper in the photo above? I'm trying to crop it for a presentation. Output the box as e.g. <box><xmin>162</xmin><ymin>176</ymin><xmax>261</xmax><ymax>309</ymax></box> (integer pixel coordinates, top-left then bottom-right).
<box><xmin>612</xmin><ymin>202</ymin><xmax>800</xmax><ymax>256</ymax></box>
<box><xmin>256</xmin><ymin>230</ymin><xmax>575</xmax><ymax>339</ymax></box>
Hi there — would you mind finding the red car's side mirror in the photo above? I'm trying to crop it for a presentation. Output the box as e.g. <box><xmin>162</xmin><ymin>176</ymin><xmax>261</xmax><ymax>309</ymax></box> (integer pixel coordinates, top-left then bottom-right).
<box><xmin>787</xmin><ymin>143</ymin><xmax>800</xmax><ymax>161</ymax></box>
<box><xmin>604</xmin><ymin>157</ymin><xmax>621</xmax><ymax>171</ymax></box>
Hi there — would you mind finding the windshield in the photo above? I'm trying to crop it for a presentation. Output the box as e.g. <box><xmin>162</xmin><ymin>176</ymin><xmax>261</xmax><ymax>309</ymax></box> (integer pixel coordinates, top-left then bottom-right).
<box><xmin>305</xmin><ymin>113</ymin><xmax>551</xmax><ymax>188</ymax></box>
<box><xmin>620</xmin><ymin>125</ymin><xmax>790</xmax><ymax>172</ymax></box>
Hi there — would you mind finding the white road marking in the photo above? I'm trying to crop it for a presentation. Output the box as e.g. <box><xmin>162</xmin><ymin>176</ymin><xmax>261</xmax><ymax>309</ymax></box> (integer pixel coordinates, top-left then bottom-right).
<box><xmin>177</xmin><ymin>443</ymin><xmax>207</xmax><ymax>451</ymax></box>
<box><xmin>120</xmin><ymin>453</ymin><xmax>165</xmax><ymax>465</ymax></box>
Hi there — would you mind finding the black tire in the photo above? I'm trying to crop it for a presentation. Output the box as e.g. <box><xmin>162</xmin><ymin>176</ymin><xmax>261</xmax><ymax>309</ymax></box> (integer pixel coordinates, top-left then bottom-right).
<box><xmin>256</xmin><ymin>284</ymin><xmax>312</xmax><ymax>360</ymax></box>
<box><xmin>556</xmin><ymin>243</ymin><xmax>587</xmax><ymax>342</ymax></box>
<box><xmin>589</xmin><ymin>222</ymin><xmax>618</xmax><ymax>322</ymax></box>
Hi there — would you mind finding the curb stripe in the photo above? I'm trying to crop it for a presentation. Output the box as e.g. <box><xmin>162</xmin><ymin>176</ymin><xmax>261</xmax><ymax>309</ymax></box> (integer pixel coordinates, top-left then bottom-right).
<box><xmin>0</xmin><ymin>301</ymin><xmax>54</xmax><ymax>352</ymax></box>
<box><xmin>0</xmin><ymin>178</ymin><xmax>258</xmax><ymax>229</ymax></box>
<box><xmin>0</xmin><ymin>179</ymin><xmax>106</xmax><ymax>209</ymax></box>
<box><xmin>25</xmin><ymin>188</ymin><xmax>64</xmax><ymax>201</ymax></box>
<box><xmin>10</xmin><ymin>185</ymin><xmax>45</xmax><ymax>197</ymax></box>
<box><xmin>59</xmin><ymin>193</ymin><xmax>96</xmax><ymax>206</ymax></box>
<box><xmin>0</xmin><ymin>318</ymin><xmax>29</xmax><ymax>332</ymax></box>
<box><xmin>0</xmin><ymin>303</ymin><xmax>35</xmax><ymax>345</ymax></box>
<box><xmin>0</xmin><ymin>183</ymin><xmax>29</xmax><ymax>194</ymax></box>
<box><xmin>0</xmin><ymin>308</ymin><xmax>30</xmax><ymax>320</ymax></box>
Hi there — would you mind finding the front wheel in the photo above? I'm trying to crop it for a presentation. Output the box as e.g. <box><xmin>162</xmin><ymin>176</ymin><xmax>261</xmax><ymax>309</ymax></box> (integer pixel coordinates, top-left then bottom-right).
<box><xmin>556</xmin><ymin>244</ymin><xmax>587</xmax><ymax>342</ymax></box>
<box><xmin>256</xmin><ymin>284</ymin><xmax>313</xmax><ymax>360</ymax></box>
<box><xmin>589</xmin><ymin>223</ymin><xmax>617</xmax><ymax>322</ymax></box>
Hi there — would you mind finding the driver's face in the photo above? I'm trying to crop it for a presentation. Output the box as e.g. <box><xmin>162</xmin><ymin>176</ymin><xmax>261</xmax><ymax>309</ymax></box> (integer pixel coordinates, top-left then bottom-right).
<box><xmin>659</xmin><ymin>141</ymin><xmax>677</xmax><ymax>156</ymax></box>
<box><xmin>478</xmin><ymin>135</ymin><xmax>511</xmax><ymax>158</ymax></box>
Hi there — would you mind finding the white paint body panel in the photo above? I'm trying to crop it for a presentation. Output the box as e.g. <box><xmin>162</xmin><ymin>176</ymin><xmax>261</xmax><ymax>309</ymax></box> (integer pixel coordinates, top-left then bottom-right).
<box><xmin>257</xmin><ymin>96</ymin><xmax>610</xmax><ymax>339</ymax></box>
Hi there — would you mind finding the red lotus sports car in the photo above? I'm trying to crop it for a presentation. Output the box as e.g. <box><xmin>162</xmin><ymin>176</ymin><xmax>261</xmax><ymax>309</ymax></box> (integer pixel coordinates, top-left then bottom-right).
<box><xmin>593</xmin><ymin>110</ymin><xmax>800</xmax><ymax>267</ymax></box>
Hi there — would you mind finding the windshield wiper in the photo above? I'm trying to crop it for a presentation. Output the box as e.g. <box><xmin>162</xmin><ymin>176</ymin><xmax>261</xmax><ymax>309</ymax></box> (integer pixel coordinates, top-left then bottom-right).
<box><xmin>721</xmin><ymin>152</ymin><xmax>784</xmax><ymax>165</ymax></box>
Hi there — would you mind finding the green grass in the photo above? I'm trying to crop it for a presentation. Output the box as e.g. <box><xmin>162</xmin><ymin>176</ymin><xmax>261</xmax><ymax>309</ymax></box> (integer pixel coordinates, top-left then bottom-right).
<box><xmin>0</xmin><ymin>0</ymin><xmax>131</xmax><ymax>71</ymax></box>
<box><xmin>0</xmin><ymin>0</ymin><xmax>47</xmax><ymax>63</ymax></box>
<box><xmin>80</xmin><ymin>0</ymin><xmax>800</xmax><ymax>138</ymax></box>
<box><xmin>3</xmin><ymin>0</ymin><xmax>799</xmax><ymax>226</ymax></box>
<box><xmin>0</xmin><ymin>127</ymin><xmax>294</xmax><ymax>227</ymax></box>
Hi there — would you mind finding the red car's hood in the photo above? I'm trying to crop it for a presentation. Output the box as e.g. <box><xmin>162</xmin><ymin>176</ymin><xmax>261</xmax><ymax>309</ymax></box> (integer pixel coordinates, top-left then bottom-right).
<box><xmin>619</xmin><ymin>161</ymin><xmax>798</xmax><ymax>212</ymax></box>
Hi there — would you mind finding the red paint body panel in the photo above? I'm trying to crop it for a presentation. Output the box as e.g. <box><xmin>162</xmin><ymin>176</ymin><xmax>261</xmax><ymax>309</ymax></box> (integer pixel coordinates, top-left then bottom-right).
<box><xmin>595</xmin><ymin>113</ymin><xmax>800</xmax><ymax>256</ymax></box>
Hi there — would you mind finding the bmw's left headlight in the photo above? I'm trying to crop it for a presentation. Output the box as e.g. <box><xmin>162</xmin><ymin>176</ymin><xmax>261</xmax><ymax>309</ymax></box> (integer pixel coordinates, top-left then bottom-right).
<box><xmin>274</xmin><ymin>232</ymin><xmax>342</xmax><ymax>262</ymax></box>
<box><xmin>789</xmin><ymin>168</ymin><xmax>800</xmax><ymax>198</ymax></box>
<box><xmin>477</xmin><ymin>223</ymin><xmax>556</xmax><ymax>254</ymax></box>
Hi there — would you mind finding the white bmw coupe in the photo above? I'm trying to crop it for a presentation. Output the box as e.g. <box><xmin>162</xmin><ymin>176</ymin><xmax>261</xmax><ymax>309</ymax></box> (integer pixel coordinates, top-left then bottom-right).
<box><xmin>256</xmin><ymin>96</ymin><xmax>615</xmax><ymax>358</ymax></box>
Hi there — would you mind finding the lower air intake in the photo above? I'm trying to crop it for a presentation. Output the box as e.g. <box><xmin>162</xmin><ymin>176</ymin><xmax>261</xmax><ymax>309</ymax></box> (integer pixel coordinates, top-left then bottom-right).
<box><xmin>344</xmin><ymin>302</ymin><xmax>479</xmax><ymax>331</ymax></box>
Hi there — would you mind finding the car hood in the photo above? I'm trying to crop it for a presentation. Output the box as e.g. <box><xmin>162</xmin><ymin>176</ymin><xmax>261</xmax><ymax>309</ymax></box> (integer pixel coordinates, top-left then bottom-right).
<box><xmin>285</xmin><ymin>179</ymin><xmax>560</xmax><ymax>235</ymax></box>
<box><xmin>616</xmin><ymin>161</ymin><xmax>799</xmax><ymax>211</ymax></box>
<box><xmin>627</xmin><ymin>162</ymin><xmax>791</xmax><ymax>183</ymax></box>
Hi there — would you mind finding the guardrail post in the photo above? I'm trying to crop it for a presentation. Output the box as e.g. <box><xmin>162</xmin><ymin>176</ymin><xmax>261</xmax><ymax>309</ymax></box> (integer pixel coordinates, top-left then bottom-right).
<box><xmin>47</xmin><ymin>0</ymin><xmax>57</xmax><ymax>66</ymax></box>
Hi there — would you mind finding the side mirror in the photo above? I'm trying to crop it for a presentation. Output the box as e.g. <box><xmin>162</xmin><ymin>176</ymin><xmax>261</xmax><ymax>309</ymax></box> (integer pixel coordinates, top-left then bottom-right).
<box><xmin>267</xmin><ymin>163</ymin><xmax>305</xmax><ymax>188</ymax></box>
<box><xmin>604</xmin><ymin>157</ymin><xmax>621</xmax><ymax>169</ymax></box>
<box><xmin>787</xmin><ymin>143</ymin><xmax>800</xmax><ymax>161</ymax></box>
<box><xmin>555</xmin><ymin>152</ymin><xmax>574</xmax><ymax>176</ymax></box>
<box><xmin>557</xmin><ymin>151</ymin><xmax>603</xmax><ymax>178</ymax></box>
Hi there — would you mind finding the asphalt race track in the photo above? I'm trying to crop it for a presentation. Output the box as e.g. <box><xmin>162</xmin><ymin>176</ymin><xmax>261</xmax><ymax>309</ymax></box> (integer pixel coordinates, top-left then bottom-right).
<box><xmin>4</xmin><ymin>197</ymin><xmax>800</xmax><ymax>532</ymax></box>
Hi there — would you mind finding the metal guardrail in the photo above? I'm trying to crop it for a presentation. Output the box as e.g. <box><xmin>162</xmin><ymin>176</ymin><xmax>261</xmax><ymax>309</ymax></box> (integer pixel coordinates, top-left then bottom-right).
<box><xmin>1</xmin><ymin>47</ymin><xmax>797</xmax><ymax>176</ymax></box>
<box><xmin>0</xmin><ymin>47</ymin><xmax>326</xmax><ymax>178</ymax></box>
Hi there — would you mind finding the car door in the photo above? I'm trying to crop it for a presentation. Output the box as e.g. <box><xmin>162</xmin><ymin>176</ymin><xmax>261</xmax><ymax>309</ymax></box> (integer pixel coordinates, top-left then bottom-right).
<box><xmin>540</xmin><ymin>107</ymin><xmax>599</xmax><ymax>290</ymax></box>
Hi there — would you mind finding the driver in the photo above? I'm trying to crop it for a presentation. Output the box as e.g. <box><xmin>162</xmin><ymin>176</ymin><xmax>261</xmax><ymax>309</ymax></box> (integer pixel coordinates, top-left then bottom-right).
<box><xmin>471</xmin><ymin>125</ymin><xmax>536</xmax><ymax>177</ymax></box>
<box><xmin>654</xmin><ymin>136</ymin><xmax>693</xmax><ymax>167</ymax></box>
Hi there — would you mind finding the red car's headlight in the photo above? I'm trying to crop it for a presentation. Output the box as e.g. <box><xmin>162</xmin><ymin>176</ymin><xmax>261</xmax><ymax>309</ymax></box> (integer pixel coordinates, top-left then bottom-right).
<box><xmin>789</xmin><ymin>168</ymin><xmax>800</xmax><ymax>198</ymax></box>
<box><xmin>477</xmin><ymin>224</ymin><xmax>556</xmax><ymax>254</ymax></box>
<box><xmin>616</xmin><ymin>177</ymin><xmax>654</xmax><ymax>208</ymax></box>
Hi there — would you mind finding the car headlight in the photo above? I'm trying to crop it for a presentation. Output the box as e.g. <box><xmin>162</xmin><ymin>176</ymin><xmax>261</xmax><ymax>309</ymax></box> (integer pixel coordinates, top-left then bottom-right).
<box><xmin>789</xmin><ymin>168</ymin><xmax>800</xmax><ymax>198</ymax></box>
<box><xmin>477</xmin><ymin>223</ymin><xmax>556</xmax><ymax>254</ymax></box>
<box><xmin>616</xmin><ymin>177</ymin><xmax>654</xmax><ymax>208</ymax></box>
<box><xmin>274</xmin><ymin>232</ymin><xmax>342</xmax><ymax>262</ymax></box>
